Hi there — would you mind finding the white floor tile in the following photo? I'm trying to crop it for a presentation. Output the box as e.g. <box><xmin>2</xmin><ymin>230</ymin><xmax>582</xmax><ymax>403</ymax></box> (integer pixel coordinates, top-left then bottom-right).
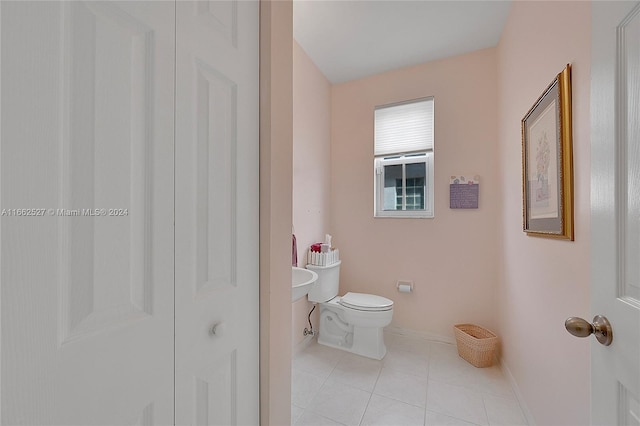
<box><xmin>428</xmin><ymin>342</ymin><xmax>459</xmax><ymax>358</ymax></box>
<box><xmin>292</xmin><ymin>404</ymin><xmax>305</xmax><ymax>424</ymax></box>
<box><xmin>296</xmin><ymin>410</ymin><xmax>347</xmax><ymax>426</ymax></box>
<box><xmin>329</xmin><ymin>352</ymin><xmax>383</xmax><ymax>392</ymax></box>
<box><xmin>383</xmin><ymin>345</ymin><xmax>429</xmax><ymax>377</ymax></box>
<box><xmin>292</xmin><ymin>369</ymin><xmax>326</xmax><ymax>409</ymax></box>
<box><xmin>429</xmin><ymin>351</ymin><xmax>480</xmax><ymax>387</ymax></box>
<box><xmin>483</xmin><ymin>394</ymin><xmax>527</xmax><ymax>426</ymax></box>
<box><xmin>386</xmin><ymin>334</ymin><xmax>431</xmax><ymax>356</ymax></box>
<box><xmin>308</xmin><ymin>380</ymin><xmax>371</xmax><ymax>426</ymax></box>
<box><xmin>292</xmin><ymin>336</ymin><xmax>528</xmax><ymax>426</ymax></box>
<box><xmin>470</xmin><ymin>367</ymin><xmax>515</xmax><ymax>400</ymax></box>
<box><xmin>294</xmin><ymin>342</ymin><xmax>344</xmax><ymax>380</ymax></box>
<box><xmin>425</xmin><ymin>410</ymin><xmax>478</xmax><ymax>426</ymax></box>
<box><xmin>360</xmin><ymin>394</ymin><xmax>425</xmax><ymax>426</ymax></box>
<box><xmin>374</xmin><ymin>367</ymin><xmax>428</xmax><ymax>407</ymax></box>
<box><xmin>429</xmin><ymin>353</ymin><xmax>513</xmax><ymax>399</ymax></box>
<box><xmin>426</xmin><ymin>380</ymin><xmax>489</xmax><ymax>426</ymax></box>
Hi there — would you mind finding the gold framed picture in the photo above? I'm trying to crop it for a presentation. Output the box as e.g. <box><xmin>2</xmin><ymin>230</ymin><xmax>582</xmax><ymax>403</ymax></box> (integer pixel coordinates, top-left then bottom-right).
<box><xmin>521</xmin><ymin>64</ymin><xmax>574</xmax><ymax>240</ymax></box>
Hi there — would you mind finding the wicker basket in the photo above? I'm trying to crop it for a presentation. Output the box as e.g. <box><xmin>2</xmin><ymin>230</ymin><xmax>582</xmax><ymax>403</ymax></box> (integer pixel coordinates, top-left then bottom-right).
<box><xmin>453</xmin><ymin>324</ymin><xmax>498</xmax><ymax>368</ymax></box>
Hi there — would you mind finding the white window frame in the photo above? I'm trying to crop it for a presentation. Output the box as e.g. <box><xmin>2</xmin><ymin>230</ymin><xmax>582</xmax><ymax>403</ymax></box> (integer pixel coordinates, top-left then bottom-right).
<box><xmin>374</xmin><ymin>153</ymin><xmax>434</xmax><ymax>218</ymax></box>
<box><xmin>373</xmin><ymin>97</ymin><xmax>434</xmax><ymax>218</ymax></box>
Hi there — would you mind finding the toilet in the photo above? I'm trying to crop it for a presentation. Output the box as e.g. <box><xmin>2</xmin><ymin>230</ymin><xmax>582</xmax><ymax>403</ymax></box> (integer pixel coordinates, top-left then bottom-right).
<box><xmin>306</xmin><ymin>261</ymin><xmax>393</xmax><ymax>360</ymax></box>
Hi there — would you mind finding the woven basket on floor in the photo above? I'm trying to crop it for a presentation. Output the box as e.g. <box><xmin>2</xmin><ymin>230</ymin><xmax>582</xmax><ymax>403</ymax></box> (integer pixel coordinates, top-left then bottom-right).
<box><xmin>453</xmin><ymin>324</ymin><xmax>498</xmax><ymax>368</ymax></box>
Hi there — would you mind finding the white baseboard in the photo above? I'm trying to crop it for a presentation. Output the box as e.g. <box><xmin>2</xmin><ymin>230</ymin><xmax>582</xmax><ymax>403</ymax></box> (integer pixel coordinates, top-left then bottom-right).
<box><xmin>499</xmin><ymin>358</ymin><xmax>536</xmax><ymax>426</ymax></box>
<box><xmin>384</xmin><ymin>325</ymin><xmax>456</xmax><ymax>345</ymax></box>
<box><xmin>292</xmin><ymin>334</ymin><xmax>314</xmax><ymax>357</ymax></box>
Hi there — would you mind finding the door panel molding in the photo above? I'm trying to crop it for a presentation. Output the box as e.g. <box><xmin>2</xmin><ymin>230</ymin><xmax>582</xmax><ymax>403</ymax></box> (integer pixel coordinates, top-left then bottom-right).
<box><xmin>194</xmin><ymin>1</ymin><xmax>238</xmax><ymax>49</ymax></box>
<box><xmin>617</xmin><ymin>2</ymin><xmax>640</xmax><ymax>304</ymax></box>
<box><xmin>58</xmin><ymin>1</ymin><xmax>155</xmax><ymax>346</ymax></box>
<box><xmin>195</xmin><ymin>59</ymin><xmax>238</xmax><ymax>297</ymax></box>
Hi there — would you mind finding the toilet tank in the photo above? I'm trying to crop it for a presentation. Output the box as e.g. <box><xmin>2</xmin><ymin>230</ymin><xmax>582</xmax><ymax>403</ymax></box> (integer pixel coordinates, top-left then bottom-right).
<box><xmin>306</xmin><ymin>260</ymin><xmax>341</xmax><ymax>303</ymax></box>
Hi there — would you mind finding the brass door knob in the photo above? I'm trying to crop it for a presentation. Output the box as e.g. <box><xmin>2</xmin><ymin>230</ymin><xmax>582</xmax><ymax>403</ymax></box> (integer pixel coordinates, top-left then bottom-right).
<box><xmin>209</xmin><ymin>322</ymin><xmax>225</xmax><ymax>337</ymax></box>
<box><xmin>565</xmin><ymin>315</ymin><xmax>613</xmax><ymax>346</ymax></box>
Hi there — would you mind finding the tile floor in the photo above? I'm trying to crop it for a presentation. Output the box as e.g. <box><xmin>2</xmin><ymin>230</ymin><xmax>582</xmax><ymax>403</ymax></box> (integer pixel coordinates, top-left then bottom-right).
<box><xmin>291</xmin><ymin>332</ymin><xmax>528</xmax><ymax>426</ymax></box>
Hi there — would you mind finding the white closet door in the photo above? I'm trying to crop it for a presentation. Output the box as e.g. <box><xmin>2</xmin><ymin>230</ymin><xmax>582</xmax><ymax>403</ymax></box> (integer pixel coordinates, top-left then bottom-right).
<box><xmin>591</xmin><ymin>1</ymin><xmax>640</xmax><ymax>423</ymax></box>
<box><xmin>1</xmin><ymin>2</ymin><xmax>175</xmax><ymax>424</ymax></box>
<box><xmin>174</xmin><ymin>1</ymin><xmax>260</xmax><ymax>424</ymax></box>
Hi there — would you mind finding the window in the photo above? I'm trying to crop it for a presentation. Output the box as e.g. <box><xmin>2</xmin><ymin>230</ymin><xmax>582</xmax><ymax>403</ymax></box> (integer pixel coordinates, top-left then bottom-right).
<box><xmin>374</xmin><ymin>97</ymin><xmax>434</xmax><ymax>218</ymax></box>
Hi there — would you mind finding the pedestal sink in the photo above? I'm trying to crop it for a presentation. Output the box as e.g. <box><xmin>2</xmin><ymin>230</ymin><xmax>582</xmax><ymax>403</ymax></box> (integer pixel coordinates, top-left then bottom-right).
<box><xmin>292</xmin><ymin>267</ymin><xmax>318</xmax><ymax>302</ymax></box>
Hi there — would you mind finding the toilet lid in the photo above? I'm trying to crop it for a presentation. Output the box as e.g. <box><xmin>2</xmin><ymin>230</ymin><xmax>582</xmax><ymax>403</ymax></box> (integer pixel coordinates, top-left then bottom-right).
<box><xmin>338</xmin><ymin>292</ymin><xmax>393</xmax><ymax>311</ymax></box>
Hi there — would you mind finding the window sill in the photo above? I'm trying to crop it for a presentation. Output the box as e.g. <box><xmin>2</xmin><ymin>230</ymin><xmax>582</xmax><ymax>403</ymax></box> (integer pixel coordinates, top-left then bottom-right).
<box><xmin>374</xmin><ymin>213</ymin><xmax>434</xmax><ymax>219</ymax></box>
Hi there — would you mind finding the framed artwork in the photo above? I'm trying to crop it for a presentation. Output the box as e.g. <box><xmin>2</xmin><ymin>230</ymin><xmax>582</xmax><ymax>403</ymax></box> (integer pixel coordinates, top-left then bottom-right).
<box><xmin>521</xmin><ymin>64</ymin><xmax>574</xmax><ymax>240</ymax></box>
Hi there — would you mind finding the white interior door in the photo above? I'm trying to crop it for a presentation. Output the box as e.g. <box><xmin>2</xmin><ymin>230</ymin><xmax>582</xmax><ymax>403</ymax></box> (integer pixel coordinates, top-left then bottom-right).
<box><xmin>591</xmin><ymin>1</ymin><xmax>640</xmax><ymax>424</ymax></box>
<box><xmin>1</xmin><ymin>1</ymin><xmax>175</xmax><ymax>424</ymax></box>
<box><xmin>174</xmin><ymin>1</ymin><xmax>260</xmax><ymax>424</ymax></box>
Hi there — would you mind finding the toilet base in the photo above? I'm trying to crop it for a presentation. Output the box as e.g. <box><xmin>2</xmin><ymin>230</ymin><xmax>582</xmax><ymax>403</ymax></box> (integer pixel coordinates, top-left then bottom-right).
<box><xmin>316</xmin><ymin>301</ymin><xmax>390</xmax><ymax>360</ymax></box>
<box><xmin>318</xmin><ymin>325</ymin><xmax>387</xmax><ymax>360</ymax></box>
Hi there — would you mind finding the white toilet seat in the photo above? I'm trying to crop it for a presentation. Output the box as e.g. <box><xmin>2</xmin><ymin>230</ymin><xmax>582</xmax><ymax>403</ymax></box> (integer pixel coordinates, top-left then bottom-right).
<box><xmin>338</xmin><ymin>292</ymin><xmax>393</xmax><ymax>312</ymax></box>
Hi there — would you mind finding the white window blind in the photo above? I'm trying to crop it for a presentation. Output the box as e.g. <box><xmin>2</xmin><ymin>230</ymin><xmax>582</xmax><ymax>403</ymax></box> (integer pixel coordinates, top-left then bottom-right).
<box><xmin>374</xmin><ymin>97</ymin><xmax>434</xmax><ymax>156</ymax></box>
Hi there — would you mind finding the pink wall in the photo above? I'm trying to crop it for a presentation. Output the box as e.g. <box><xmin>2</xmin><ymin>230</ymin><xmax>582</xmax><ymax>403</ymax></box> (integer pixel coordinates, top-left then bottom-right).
<box><xmin>259</xmin><ymin>1</ymin><xmax>293</xmax><ymax>424</ymax></box>
<box><xmin>330</xmin><ymin>48</ymin><xmax>500</xmax><ymax>340</ymax></box>
<box><xmin>292</xmin><ymin>42</ymin><xmax>332</xmax><ymax>348</ymax></box>
<box><xmin>497</xmin><ymin>2</ymin><xmax>591</xmax><ymax>425</ymax></box>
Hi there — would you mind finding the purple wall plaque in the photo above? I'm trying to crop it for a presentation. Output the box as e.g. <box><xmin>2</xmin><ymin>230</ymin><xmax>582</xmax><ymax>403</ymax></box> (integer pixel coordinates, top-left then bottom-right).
<box><xmin>450</xmin><ymin>175</ymin><xmax>480</xmax><ymax>209</ymax></box>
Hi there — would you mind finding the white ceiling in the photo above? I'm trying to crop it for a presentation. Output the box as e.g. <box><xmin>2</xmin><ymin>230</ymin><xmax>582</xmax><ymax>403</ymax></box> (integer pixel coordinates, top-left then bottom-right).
<box><xmin>293</xmin><ymin>0</ymin><xmax>512</xmax><ymax>84</ymax></box>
